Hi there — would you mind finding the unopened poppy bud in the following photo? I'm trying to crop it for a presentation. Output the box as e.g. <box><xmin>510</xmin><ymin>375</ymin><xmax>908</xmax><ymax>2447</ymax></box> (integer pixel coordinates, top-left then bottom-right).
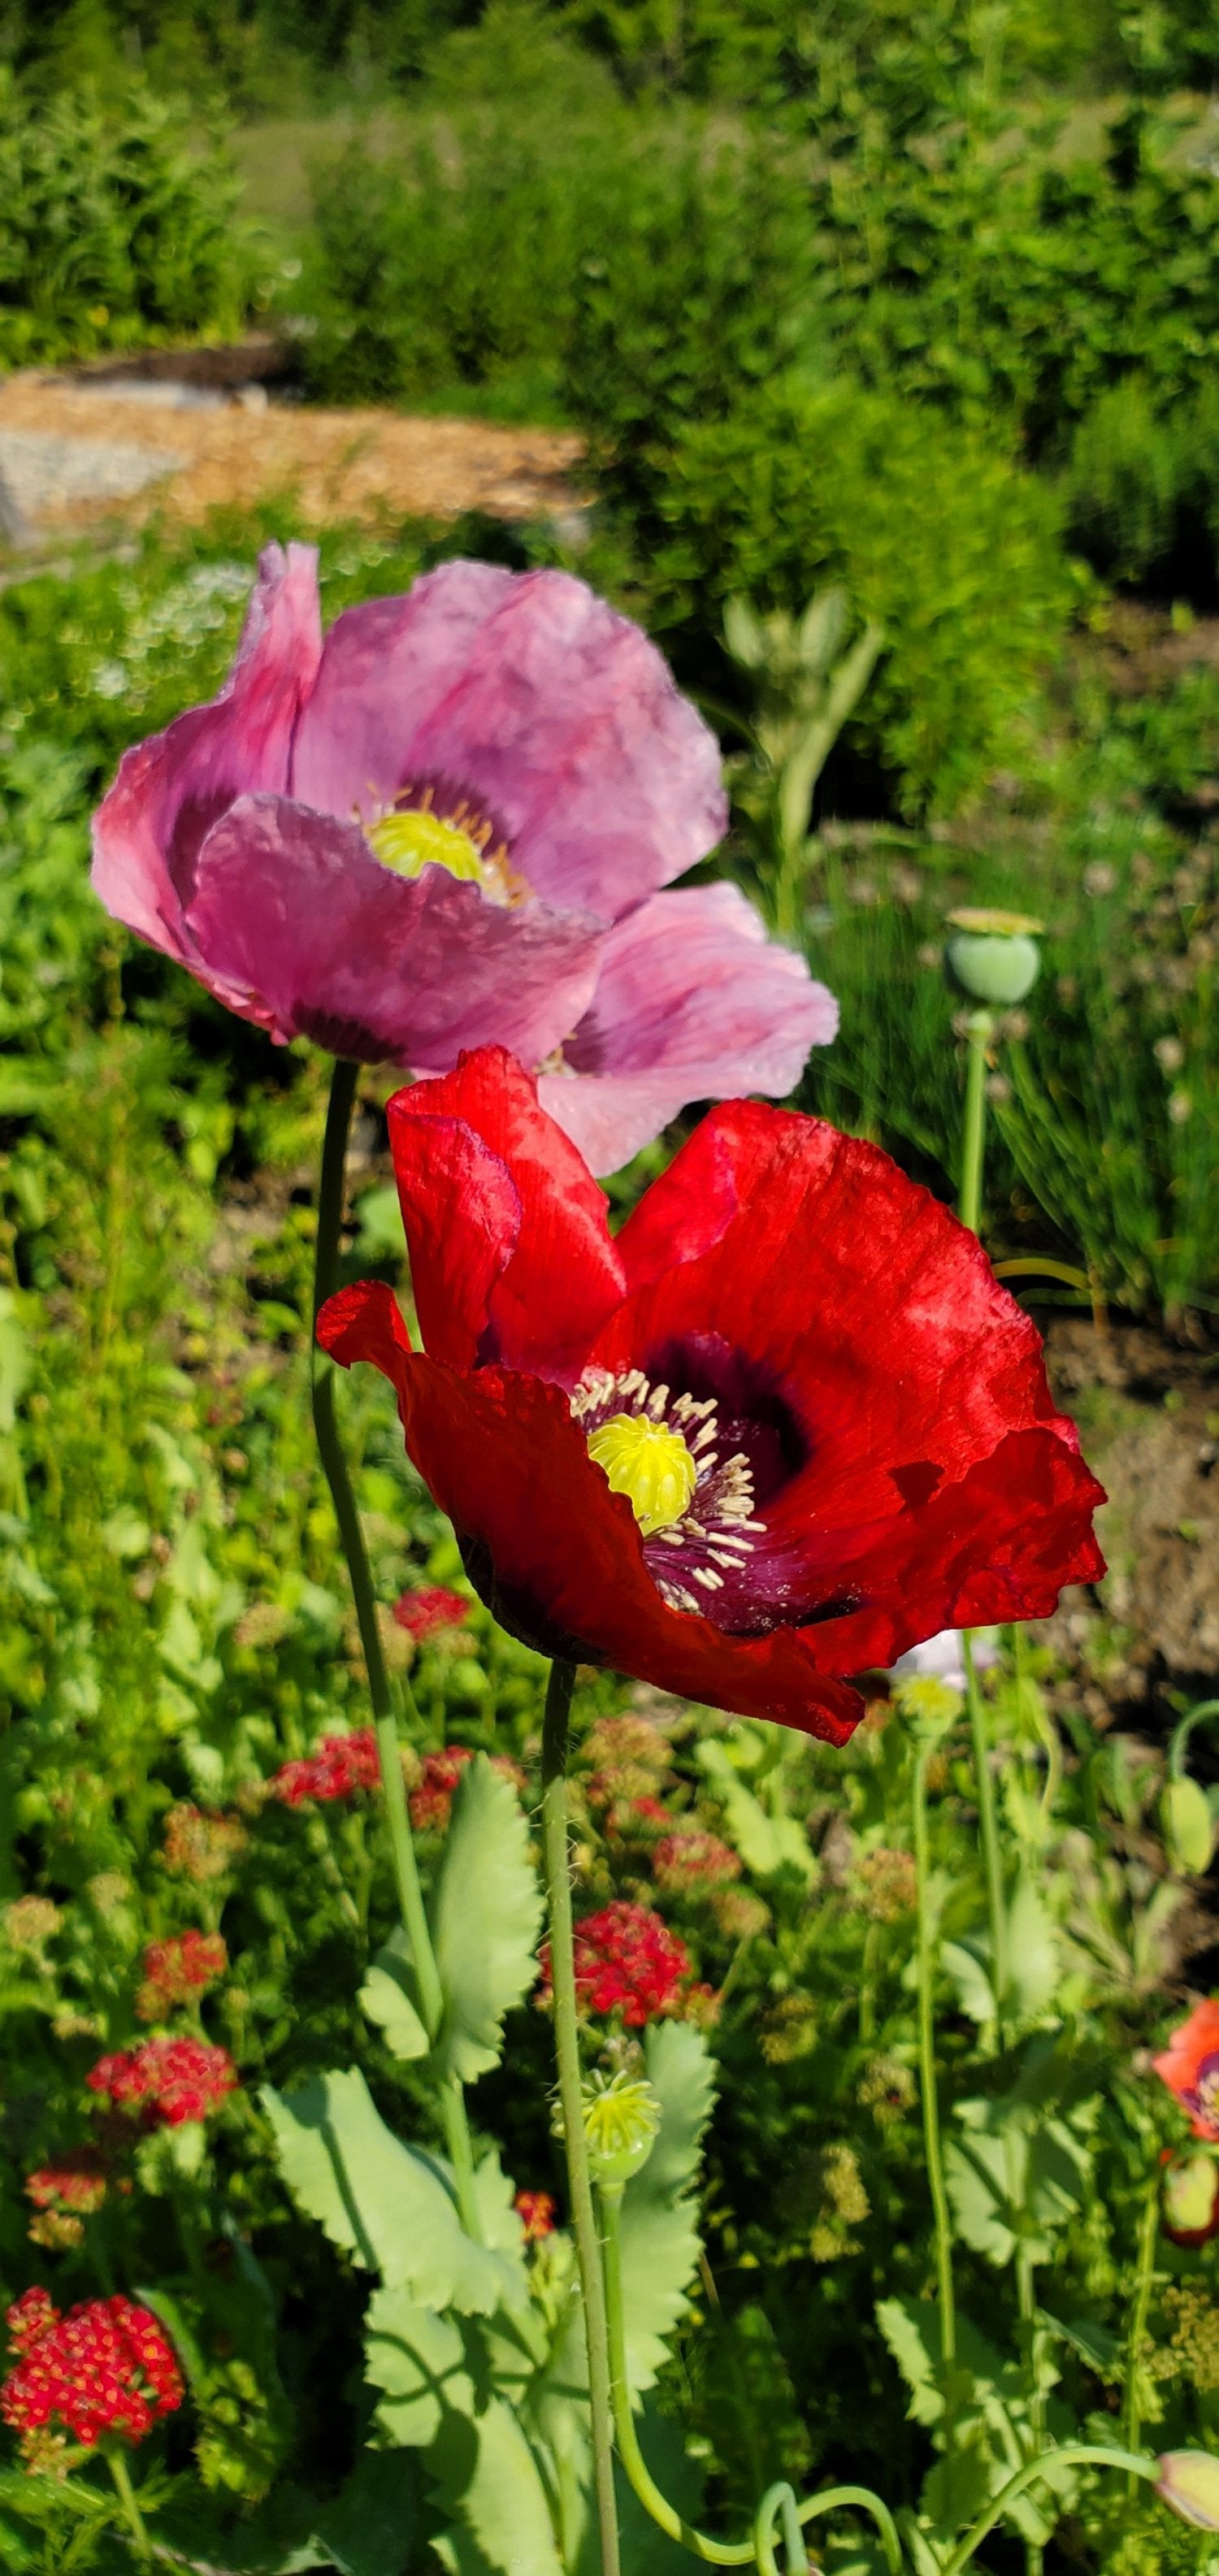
<box><xmin>1161</xmin><ymin>2150</ymin><xmax>1219</xmax><ymax>2247</ymax></box>
<box><xmin>945</xmin><ymin>908</ymin><xmax>1043</xmax><ymax>1005</ymax></box>
<box><xmin>582</xmin><ymin>2069</ymin><xmax>661</xmax><ymax>2188</ymax></box>
<box><xmin>1156</xmin><ymin>2450</ymin><xmax>1219</xmax><ymax>2530</ymax></box>
<box><xmin>1162</xmin><ymin>1776</ymin><xmax>1215</xmax><ymax>1876</ymax></box>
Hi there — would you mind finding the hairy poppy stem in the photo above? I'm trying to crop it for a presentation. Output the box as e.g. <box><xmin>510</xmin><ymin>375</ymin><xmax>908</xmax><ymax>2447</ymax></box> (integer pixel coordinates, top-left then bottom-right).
<box><xmin>913</xmin><ymin>1728</ymin><xmax>957</xmax><ymax>2368</ymax></box>
<box><xmin>601</xmin><ymin>2184</ymin><xmax>901</xmax><ymax>2573</ymax></box>
<box><xmin>963</xmin><ymin>1632</ymin><xmax>1007</xmax><ymax>2043</ymax></box>
<box><xmin>1122</xmin><ymin>2176</ymin><xmax>1160</xmax><ymax>2482</ymax></box>
<box><xmin>540</xmin><ymin>1657</ymin><xmax>622</xmax><ymax>2576</ymax></box>
<box><xmin>311</xmin><ymin>1055</ymin><xmax>483</xmax><ymax>2242</ymax></box>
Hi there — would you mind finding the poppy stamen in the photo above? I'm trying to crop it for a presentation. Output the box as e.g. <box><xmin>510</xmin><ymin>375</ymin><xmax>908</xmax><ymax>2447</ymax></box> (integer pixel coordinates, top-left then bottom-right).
<box><xmin>573</xmin><ymin>1364</ymin><xmax>759</xmax><ymax>1615</ymax></box>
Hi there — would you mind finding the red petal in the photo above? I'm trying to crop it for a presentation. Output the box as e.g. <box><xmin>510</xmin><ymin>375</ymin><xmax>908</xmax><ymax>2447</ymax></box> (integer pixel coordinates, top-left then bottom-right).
<box><xmin>603</xmin><ymin>1102</ymin><xmax>1078</xmax><ymax>1529</ymax></box>
<box><xmin>386</xmin><ymin>1050</ymin><xmax>625</xmax><ymax>1373</ymax></box>
<box><xmin>319</xmin><ymin>1305</ymin><xmax>861</xmax><ymax>1741</ymax></box>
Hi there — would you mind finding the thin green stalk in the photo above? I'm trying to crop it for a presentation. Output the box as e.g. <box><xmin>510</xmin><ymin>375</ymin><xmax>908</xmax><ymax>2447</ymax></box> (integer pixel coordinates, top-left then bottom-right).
<box><xmin>540</xmin><ymin>1659</ymin><xmax>621</xmax><ymax>2576</ymax></box>
<box><xmin>858</xmin><ymin>1918</ymin><xmax>880</xmax><ymax>2045</ymax></box>
<box><xmin>105</xmin><ymin>2445</ymin><xmax>151</xmax><ymax>2561</ymax></box>
<box><xmin>964</xmin><ymin>1632</ymin><xmax>1006</xmax><ymax>2040</ymax></box>
<box><xmin>602</xmin><ymin>2184</ymin><xmax>901</xmax><ymax>2574</ymax></box>
<box><xmin>311</xmin><ymin>1054</ymin><xmax>481</xmax><ymax>2240</ymax></box>
<box><xmin>939</xmin><ymin>2444</ymin><xmax>1158</xmax><ymax>2576</ymax></box>
<box><xmin>1017</xmin><ymin>2245</ymin><xmax>1043</xmax><ymax>2576</ymax></box>
<box><xmin>957</xmin><ymin>1008</ymin><xmax>993</xmax><ymax>1238</ymax></box>
<box><xmin>1122</xmin><ymin>2178</ymin><xmax>1160</xmax><ymax>2482</ymax></box>
<box><xmin>913</xmin><ymin>1733</ymin><xmax>956</xmax><ymax>2366</ymax></box>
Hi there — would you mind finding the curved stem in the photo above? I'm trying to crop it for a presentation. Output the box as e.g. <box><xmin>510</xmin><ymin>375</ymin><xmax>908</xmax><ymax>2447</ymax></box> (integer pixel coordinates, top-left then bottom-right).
<box><xmin>913</xmin><ymin>1733</ymin><xmax>956</xmax><ymax>2366</ymax></box>
<box><xmin>106</xmin><ymin>2444</ymin><xmax>151</xmax><ymax>2561</ymax></box>
<box><xmin>601</xmin><ymin>2187</ymin><xmax>901</xmax><ymax>2574</ymax></box>
<box><xmin>939</xmin><ymin>2444</ymin><xmax>1158</xmax><ymax>2576</ymax></box>
<box><xmin>1168</xmin><ymin>1698</ymin><xmax>1219</xmax><ymax>1783</ymax></box>
<box><xmin>311</xmin><ymin>1055</ymin><xmax>481</xmax><ymax>2240</ymax></box>
<box><xmin>753</xmin><ymin>2486</ymin><xmax>806</xmax><ymax>2576</ymax></box>
<box><xmin>540</xmin><ymin>1659</ymin><xmax>621</xmax><ymax>2576</ymax></box>
<box><xmin>1122</xmin><ymin>2177</ymin><xmax>1160</xmax><ymax>2481</ymax></box>
<box><xmin>964</xmin><ymin>1633</ymin><xmax>1006</xmax><ymax>2040</ymax></box>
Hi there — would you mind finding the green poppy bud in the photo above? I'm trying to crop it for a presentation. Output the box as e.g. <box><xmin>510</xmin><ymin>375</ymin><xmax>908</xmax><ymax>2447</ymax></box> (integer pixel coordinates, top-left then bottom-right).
<box><xmin>1162</xmin><ymin>1776</ymin><xmax>1215</xmax><ymax>1876</ymax></box>
<box><xmin>945</xmin><ymin>908</ymin><xmax>1043</xmax><ymax>1005</ymax></box>
<box><xmin>582</xmin><ymin>2069</ymin><xmax>661</xmax><ymax>2188</ymax></box>
<box><xmin>1161</xmin><ymin>2150</ymin><xmax>1219</xmax><ymax>2244</ymax></box>
<box><xmin>1156</xmin><ymin>2452</ymin><xmax>1219</xmax><ymax>2530</ymax></box>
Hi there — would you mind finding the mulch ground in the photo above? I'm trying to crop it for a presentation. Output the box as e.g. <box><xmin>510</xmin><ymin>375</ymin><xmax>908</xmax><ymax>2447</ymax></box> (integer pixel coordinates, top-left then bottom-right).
<box><xmin>0</xmin><ymin>372</ymin><xmax>585</xmax><ymax>540</ymax></box>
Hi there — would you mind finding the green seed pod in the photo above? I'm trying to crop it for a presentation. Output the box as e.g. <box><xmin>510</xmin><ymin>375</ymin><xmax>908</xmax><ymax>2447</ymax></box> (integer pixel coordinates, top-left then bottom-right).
<box><xmin>945</xmin><ymin>906</ymin><xmax>1043</xmax><ymax>1005</ymax></box>
<box><xmin>582</xmin><ymin>2069</ymin><xmax>661</xmax><ymax>2188</ymax></box>
<box><xmin>1162</xmin><ymin>1775</ymin><xmax>1215</xmax><ymax>1876</ymax></box>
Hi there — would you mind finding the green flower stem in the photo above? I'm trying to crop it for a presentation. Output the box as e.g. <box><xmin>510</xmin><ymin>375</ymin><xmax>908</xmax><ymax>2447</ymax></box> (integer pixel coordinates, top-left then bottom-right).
<box><xmin>939</xmin><ymin>2445</ymin><xmax>1158</xmax><ymax>2576</ymax></box>
<box><xmin>913</xmin><ymin>1730</ymin><xmax>956</xmax><ymax>2367</ymax></box>
<box><xmin>1016</xmin><ymin>2246</ymin><xmax>1043</xmax><ymax>2576</ymax></box>
<box><xmin>963</xmin><ymin>1632</ymin><xmax>1006</xmax><ymax>2040</ymax></box>
<box><xmin>540</xmin><ymin>1657</ymin><xmax>621</xmax><ymax>2576</ymax></box>
<box><xmin>1168</xmin><ymin>1697</ymin><xmax>1219</xmax><ymax>1781</ymax></box>
<box><xmin>311</xmin><ymin>1054</ymin><xmax>482</xmax><ymax>2243</ymax></box>
<box><xmin>600</xmin><ymin>2186</ymin><xmax>902</xmax><ymax>2575</ymax></box>
<box><xmin>1122</xmin><ymin>2176</ymin><xmax>1160</xmax><ymax>2480</ymax></box>
<box><xmin>957</xmin><ymin>1008</ymin><xmax>992</xmax><ymax>1238</ymax></box>
<box><xmin>105</xmin><ymin>2444</ymin><xmax>151</xmax><ymax>2561</ymax></box>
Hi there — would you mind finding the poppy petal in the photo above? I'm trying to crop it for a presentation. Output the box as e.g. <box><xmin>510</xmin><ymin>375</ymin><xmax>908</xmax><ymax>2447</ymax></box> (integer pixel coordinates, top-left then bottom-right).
<box><xmin>385</xmin><ymin>1051</ymin><xmax>625</xmax><ymax>1372</ymax></box>
<box><xmin>184</xmin><ymin>797</ymin><xmax>605</xmax><ymax>1063</ymax></box>
<box><xmin>91</xmin><ymin>542</ymin><xmax>321</xmax><ymax>965</ymax></box>
<box><xmin>538</xmin><ymin>883</ymin><xmax>837</xmax><ymax>1174</ymax></box>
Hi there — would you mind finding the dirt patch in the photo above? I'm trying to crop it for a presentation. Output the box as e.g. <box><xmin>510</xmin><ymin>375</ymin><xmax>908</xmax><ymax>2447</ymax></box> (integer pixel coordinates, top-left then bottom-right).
<box><xmin>1044</xmin><ymin>1315</ymin><xmax>1219</xmax><ymax>1710</ymax></box>
<box><xmin>0</xmin><ymin>372</ymin><xmax>585</xmax><ymax>538</ymax></box>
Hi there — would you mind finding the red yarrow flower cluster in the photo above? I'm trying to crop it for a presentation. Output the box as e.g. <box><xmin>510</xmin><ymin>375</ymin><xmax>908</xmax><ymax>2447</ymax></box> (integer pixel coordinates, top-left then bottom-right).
<box><xmin>86</xmin><ymin>2037</ymin><xmax>238</xmax><ymax>2129</ymax></box>
<box><xmin>160</xmin><ymin>1802</ymin><xmax>248</xmax><ymax>1882</ymax></box>
<box><xmin>393</xmin><ymin>1585</ymin><xmax>471</xmax><ymax>1640</ymax></box>
<box><xmin>653</xmin><ymin>1830</ymin><xmax>741</xmax><ymax>1893</ymax></box>
<box><xmin>136</xmin><ymin>1929</ymin><xmax>228</xmax><ymax>2023</ymax></box>
<box><xmin>270</xmin><ymin>1728</ymin><xmax>380</xmax><ymax>1807</ymax></box>
<box><xmin>540</xmin><ymin>1901</ymin><xmax>692</xmax><ymax>2028</ymax></box>
<box><xmin>25</xmin><ymin>2154</ymin><xmax>107</xmax><ymax>2217</ymax></box>
<box><xmin>1154</xmin><ymin>1999</ymin><xmax>1219</xmax><ymax>2141</ymax></box>
<box><xmin>2</xmin><ymin>2289</ymin><xmax>182</xmax><ymax>2450</ymax></box>
<box><xmin>514</xmin><ymin>2190</ymin><xmax>557</xmax><ymax>2242</ymax></box>
<box><xmin>409</xmin><ymin>1746</ymin><xmax>524</xmax><ymax>1831</ymax></box>
<box><xmin>318</xmin><ymin>1049</ymin><xmax>1105</xmax><ymax>1739</ymax></box>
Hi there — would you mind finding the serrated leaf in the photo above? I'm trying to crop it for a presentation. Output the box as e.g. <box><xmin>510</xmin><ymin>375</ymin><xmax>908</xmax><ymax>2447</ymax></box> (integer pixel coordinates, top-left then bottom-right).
<box><xmin>692</xmin><ymin>2302</ymin><xmax>810</xmax><ymax>2513</ymax></box>
<box><xmin>1004</xmin><ymin>1876</ymin><xmax>1060</xmax><ymax>2022</ymax></box>
<box><xmin>432</xmin><ymin>2395</ymin><xmax>565</xmax><ymax>2576</ymax></box>
<box><xmin>1039</xmin><ymin>2309</ymin><xmax>1122</xmax><ymax>2376</ymax></box>
<box><xmin>262</xmin><ymin>2069</ymin><xmax>524</xmax><ymax>2314</ymax></box>
<box><xmin>618</xmin><ymin>2022</ymin><xmax>715</xmax><ymax>2395</ymax></box>
<box><xmin>471</xmin><ymin>2148</ymin><xmax>528</xmax><ymax>2263</ymax></box>
<box><xmin>877</xmin><ymin>2296</ymin><xmax>946</xmax><ymax>2426</ymax></box>
<box><xmin>311</xmin><ymin>2451</ymin><xmax>417</xmax><ymax>2576</ymax></box>
<box><xmin>432</xmin><ymin>1755</ymin><xmax>544</xmax><ymax>2084</ymax></box>
<box><xmin>360</xmin><ymin>1928</ymin><xmax>429</xmax><ymax>2062</ymax></box>
<box><xmin>365</xmin><ymin>2289</ymin><xmax>475</xmax><ymax>2446</ymax></box>
<box><xmin>941</xmin><ymin>1936</ymin><xmax>996</xmax><ymax>2028</ymax></box>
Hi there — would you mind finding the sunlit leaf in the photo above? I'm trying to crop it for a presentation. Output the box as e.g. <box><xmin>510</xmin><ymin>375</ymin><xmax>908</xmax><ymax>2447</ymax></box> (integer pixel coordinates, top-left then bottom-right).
<box><xmin>432</xmin><ymin>1754</ymin><xmax>544</xmax><ymax>2084</ymax></box>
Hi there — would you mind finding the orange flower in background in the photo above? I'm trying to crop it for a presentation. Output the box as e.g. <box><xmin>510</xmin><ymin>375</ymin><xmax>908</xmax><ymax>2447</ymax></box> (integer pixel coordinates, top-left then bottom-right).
<box><xmin>1154</xmin><ymin>1999</ymin><xmax>1219</xmax><ymax>2141</ymax></box>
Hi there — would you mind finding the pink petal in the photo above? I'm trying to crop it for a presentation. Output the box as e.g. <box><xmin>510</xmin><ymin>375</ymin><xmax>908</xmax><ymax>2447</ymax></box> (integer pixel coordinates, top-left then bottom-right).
<box><xmin>536</xmin><ymin>883</ymin><xmax>837</xmax><ymax>1173</ymax></box>
<box><xmin>90</xmin><ymin>543</ymin><xmax>322</xmax><ymax>966</ymax></box>
<box><xmin>290</xmin><ymin>563</ymin><xmax>727</xmax><ymax>924</ymax></box>
<box><xmin>184</xmin><ymin>796</ymin><xmax>605</xmax><ymax>1065</ymax></box>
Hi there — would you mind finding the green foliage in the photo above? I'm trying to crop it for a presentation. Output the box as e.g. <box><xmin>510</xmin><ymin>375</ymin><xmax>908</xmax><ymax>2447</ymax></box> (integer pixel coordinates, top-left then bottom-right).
<box><xmin>0</xmin><ymin>70</ymin><xmax>267</xmax><ymax>366</ymax></box>
<box><xmin>431</xmin><ymin>1754</ymin><xmax>544</xmax><ymax>2083</ymax></box>
<box><xmin>640</xmin><ymin>377</ymin><xmax>1073</xmax><ymax>816</ymax></box>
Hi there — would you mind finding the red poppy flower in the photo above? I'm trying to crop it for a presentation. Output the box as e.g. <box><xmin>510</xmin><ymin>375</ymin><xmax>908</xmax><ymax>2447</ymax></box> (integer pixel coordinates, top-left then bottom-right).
<box><xmin>317</xmin><ymin>1048</ymin><xmax>1105</xmax><ymax>1740</ymax></box>
<box><xmin>1154</xmin><ymin>1999</ymin><xmax>1219</xmax><ymax>2142</ymax></box>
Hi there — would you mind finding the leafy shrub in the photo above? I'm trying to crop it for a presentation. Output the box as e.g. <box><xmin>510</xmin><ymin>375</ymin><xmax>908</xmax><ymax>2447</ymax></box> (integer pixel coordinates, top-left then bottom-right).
<box><xmin>0</xmin><ymin>71</ymin><xmax>265</xmax><ymax>367</ymax></box>
<box><xmin>637</xmin><ymin>378</ymin><xmax>1074</xmax><ymax>816</ymax></box>
<box><xmin>1062</xmin><ymin>375</ymin><xmax>1219</xmax><ymax>599</ymax></box>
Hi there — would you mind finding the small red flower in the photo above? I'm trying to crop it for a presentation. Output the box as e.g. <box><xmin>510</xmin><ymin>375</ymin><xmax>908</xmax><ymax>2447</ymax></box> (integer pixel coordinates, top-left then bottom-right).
<box><xmin>393</xmin><ymin>1585</ymin><xmax>471</xmax><ymax>1639</ymax></box>
<box><xmin>1154</xmin><ymin>2000</ymin><xmax>1219</xmax><ymax>2141</ymax></box>
<box><xmin>653</xmin><ymin>1830</ymin><xmax>741</xmax><ymax>1893</ymax></box>
<box><xmin>271</xmin><ymin>1728</ymin><xmax>381</xmax><ymax>1807</ymax></box>
<box><xmin>160</xmin><ymin>1802</ymin><xmax>247</xmax><ymax>1881</ymax></box>
<box><xmin>136</xmin><ymin>1929</ymin><xmax>228</xmax><ymax>2023</ymax></box>
<box><xmin>540</xmin><ymin>1900</ymin><xmax>692</xmax><ymax>2027</ymax></box>
<box><xmin>2</xmin><ymin>2291</ymin><xmax>182</xmax><ymax>2451</ymax></box>
<box><xmin>318</xmin><ymin>1051</ymin><xmax>1104</xmax><ymax>1740</ymax></box>
<box><xmin>86</xmin><ymin>2037</ymin><xmax>238</xmax><ymax>2129</ymax></box>
<box><xmin>514</xmin><ymin>2189</ymin><xmax>557</xmax><ymax>2242</ymax></box>
<box><xmin>409</xmin><ymin>1746</ymin><xmax>474</xmax><ymax>1830</ymax></box>
<box><xmin>25</xmin><ymin>2154</ymin><xmax>107</xmax><ymax>2217</ymax></box>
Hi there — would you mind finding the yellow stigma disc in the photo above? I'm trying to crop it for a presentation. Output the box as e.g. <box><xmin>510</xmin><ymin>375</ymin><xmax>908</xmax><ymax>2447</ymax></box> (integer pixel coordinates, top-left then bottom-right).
<box><xmin>367</xmin><ymin>808</ymin><xmax>485</xmax><ymax>884</ymax></box>
<box><xmin>587</xmin><ymin>1412</ymin><xmax>697</xmax><ymax>1537</ymax></box>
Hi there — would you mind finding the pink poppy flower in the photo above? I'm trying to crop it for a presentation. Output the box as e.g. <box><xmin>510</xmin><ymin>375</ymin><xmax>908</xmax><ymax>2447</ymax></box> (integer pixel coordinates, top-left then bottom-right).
<box><xmin>92</xmin><ymin>548</ymin><xmax>836</xmax><ymax>1172</ymax></box>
